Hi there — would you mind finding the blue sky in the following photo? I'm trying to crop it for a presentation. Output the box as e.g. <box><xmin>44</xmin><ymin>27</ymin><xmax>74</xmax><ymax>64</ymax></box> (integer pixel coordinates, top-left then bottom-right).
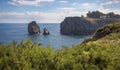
<box><xmin>0</xmin><ymin>0</ymin><xmax>120</xmax><ymax>23</ymax></box>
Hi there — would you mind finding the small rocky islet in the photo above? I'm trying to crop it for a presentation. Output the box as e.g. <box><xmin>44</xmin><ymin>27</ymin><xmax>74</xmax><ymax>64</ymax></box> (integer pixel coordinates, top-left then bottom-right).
<box><xmin>43</xmin><ymin>28</ymin><xmax>50</xmax><ymax>35</ymax></box>
<box><xmin>28</xmin><ymin>21</ymin><xmax>40</xmax><ymax>35</ymax></box>
<box><xmin>28</xmin><ymin>21</ymin><xmax>50</xmax><ymax>35</ymax></box>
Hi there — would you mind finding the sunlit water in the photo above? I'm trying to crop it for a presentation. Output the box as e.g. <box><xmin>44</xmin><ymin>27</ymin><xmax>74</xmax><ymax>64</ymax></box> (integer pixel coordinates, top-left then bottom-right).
<box><xmin>0</xmin><ymin>23</ymin><xmax>89</xmax><ymax>49</ymax></box>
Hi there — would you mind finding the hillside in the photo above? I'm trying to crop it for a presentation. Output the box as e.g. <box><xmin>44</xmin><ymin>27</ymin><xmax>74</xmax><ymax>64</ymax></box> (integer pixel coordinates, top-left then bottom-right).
<box><xmin>0</xmin><ymin>22</ymin><xmax>120</xmax><ymax>70</ymax></box>
<box><xmin>83</xmin><ymin>22</ymin><xmax>120</xmax><ymax>43</ymax></box>
<box><xmin>60</xmin><ymin>17</ymin><xmax>120</xmax><ymax>35</ymax></box>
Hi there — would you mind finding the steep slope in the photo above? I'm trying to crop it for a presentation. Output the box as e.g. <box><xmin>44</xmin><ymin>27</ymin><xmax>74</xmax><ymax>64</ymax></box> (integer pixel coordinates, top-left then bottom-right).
<box><xmin>83</xmin><ymin>22</ymin><xmax>120</xmax><ymax>43</ymax></box>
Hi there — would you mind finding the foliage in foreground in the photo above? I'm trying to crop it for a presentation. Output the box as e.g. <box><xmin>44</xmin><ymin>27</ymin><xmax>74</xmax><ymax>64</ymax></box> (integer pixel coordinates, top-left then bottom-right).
<box><xmin>0</xmin><ymin>23</ymin><xmax>120</xmax><ymax>70</ymax></box>
<box><xmin>0</xmin><ymin>33</ymin><xmax>120</xmax><ymax>70</ymax></box>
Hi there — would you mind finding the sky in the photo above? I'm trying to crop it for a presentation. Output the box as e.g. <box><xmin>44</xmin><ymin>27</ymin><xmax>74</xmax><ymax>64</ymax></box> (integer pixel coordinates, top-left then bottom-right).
<box><xmin>0</xmin><ymin>0</ymin><xmax>120</xmax><ymax>23</ymax></box>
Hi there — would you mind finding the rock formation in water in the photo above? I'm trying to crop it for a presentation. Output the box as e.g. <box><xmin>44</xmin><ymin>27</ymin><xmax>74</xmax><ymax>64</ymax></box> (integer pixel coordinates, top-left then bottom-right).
<box><xmin>43</xmin><ymin>28</ymin><xmax>50</xmax><ymax>35</ymax></box>
<box><xmin>60</xmin><ymin>17</ymin><xmax>120</xmax><ymax>35</ymax></box>
<box><xmin>28</xmin><ymin>21</ymin><xmax>40</xmax><ymax>35</ymax></box>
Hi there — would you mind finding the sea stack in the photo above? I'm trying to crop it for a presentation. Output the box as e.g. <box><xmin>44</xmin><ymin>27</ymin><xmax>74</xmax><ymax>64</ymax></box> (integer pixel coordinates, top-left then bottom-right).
<box><xmin>28</xmin><ymin>21</ymin><xmax>40</xmax><ymax>35</ymax></box>
<box><xmin>43</xmin><ymin>28</ymin><xmax>50</xmax><ymax>35</ymax></box>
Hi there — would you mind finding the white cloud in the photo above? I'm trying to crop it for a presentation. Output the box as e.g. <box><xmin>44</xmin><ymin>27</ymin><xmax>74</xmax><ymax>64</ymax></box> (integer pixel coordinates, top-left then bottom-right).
<box><xmin>58</xmin><ymin>7</ymin><xmax>86</xmax><ymax>16</ymax></box>
<box><xmin>101</xmin><ymin>0</ymin><xmax>120</xmax><ymax>6</ymax></box>
<box><xmin>72</xmin><ymin>2</ymin><xmax>77</xmax><ymax>6</ymax></box>
<box><xmin>58</xmin><ymin>7</ymin><xmax>76</xmax><ymax>11</ymax></box>
<box><xmin>98</xmin><ymin>0</ymin><xmax>120</xmax><ymax>14</ymax></box>
<box><xmin>8</xmin><ymin>0</ymin><xmax>55</xmax><ymax>6</ymax></box>
<box><xmin>59</xmin><ymin>0</ymin><xmax>68</xmax><ymax>3</ymax></box>
<box><xmin>78</xmin><ymin>3</ymin><xmax>99</xmax><ymax>11</ymax></box>
<box><xmin>81</xmin><ymin>3</ymin><xmax>90</xmax><ymax>7</ymax></box>
<box><xmin>81</xmin><ymin>3</ymin><xmax>97</xmax><ymax>9</ymax></box>
<box><xmin>0</xmin><ymin>9</ymin><xmax>86</xmax><ymax>23</ymax></box>
<box><xmin>98</xmin><ymin>6</ymin><xmax>120</xmax><ymax>14</ymax></box>
<box><xmin>2</xmin><ymin>0</ymin><xmax>120</xmax><ymax>23</ymax></box>
<box><xmin>57</xmin><ymin>7</ymin><xmax>87</xmax><ymax>17</ymax></box>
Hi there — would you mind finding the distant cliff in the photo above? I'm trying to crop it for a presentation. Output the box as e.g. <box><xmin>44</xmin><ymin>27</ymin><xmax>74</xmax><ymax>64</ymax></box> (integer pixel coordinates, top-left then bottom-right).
<box><xmin>60</xmin><ymin>17</ymin><xmax>120</xmax><ymax>35</ymax></box>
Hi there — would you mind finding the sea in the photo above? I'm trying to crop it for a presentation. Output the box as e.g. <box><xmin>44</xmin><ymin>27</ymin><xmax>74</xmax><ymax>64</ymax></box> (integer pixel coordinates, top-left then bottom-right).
<box><xmin>0</xmin><ymin>23</ymin><xmax>89</xmax><ymax>49</ymax></box>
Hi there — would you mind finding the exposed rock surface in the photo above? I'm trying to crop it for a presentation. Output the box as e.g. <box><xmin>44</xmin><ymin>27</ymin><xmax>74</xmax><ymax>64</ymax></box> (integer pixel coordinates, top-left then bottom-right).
<box><xmin>83</xmin><ymin>22</ymin><xmax>120</xmax><ymax>43</ymax></box>
<box><xmin>43</xmin><ymin>28</ymin><xmax>50</xmax><ymax>35</ymax></box>
<box><xmin>60</xmin><ymin>17</ymin><xmax>120</xmax><ymax>35</ymax></box>
<box><xmin>28</xmin><ymin>21</ymin><xmax>40</xmax><ymax>35</ymax></box>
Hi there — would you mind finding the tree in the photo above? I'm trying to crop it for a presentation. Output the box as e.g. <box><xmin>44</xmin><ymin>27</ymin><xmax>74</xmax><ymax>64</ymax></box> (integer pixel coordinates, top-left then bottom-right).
<box><xmin>87</xmin><ymin>11</ymin><xmax>104</xmax><ymax>18</ymax></box>
<box><xmin>106</xmin><ymin>12</ymin><xmax>120</xmax><ymax>18</ymax></box>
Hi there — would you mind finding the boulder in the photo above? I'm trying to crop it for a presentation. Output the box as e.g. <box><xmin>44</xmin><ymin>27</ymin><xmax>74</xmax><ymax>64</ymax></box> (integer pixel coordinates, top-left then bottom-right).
<box><xmin>28</xmin><ymin>21</ymin><xmax>40</xmax><ymax>35</ymax></box>
<box><xmin>43</xmin><ymin>28</ymin><xmax>50</xmax><ymax>35</ymax></box>
<box><xmin>60</xmin><ymin>17</ymin><xmax>120</xmax><ymax>35</ymax></box>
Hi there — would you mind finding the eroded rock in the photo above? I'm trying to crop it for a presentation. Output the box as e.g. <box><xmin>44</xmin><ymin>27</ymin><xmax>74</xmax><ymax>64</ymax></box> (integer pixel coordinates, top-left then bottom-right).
<box><xmin>28</xmin><ymin>21</ymin><xmax>40</xmax><ymax>35</ymax></box>
<box><xmin>43</xmin><ymin>28</ymin><xmax>50</xmax><ymax>35</ymax></box>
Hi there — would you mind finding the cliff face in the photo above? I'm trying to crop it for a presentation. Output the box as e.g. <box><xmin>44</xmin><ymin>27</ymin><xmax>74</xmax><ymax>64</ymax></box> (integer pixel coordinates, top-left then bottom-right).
<box><xmin>60</xmin><ymin>17</ymin><xmax>120</xmax><ymax>35</ymax></box>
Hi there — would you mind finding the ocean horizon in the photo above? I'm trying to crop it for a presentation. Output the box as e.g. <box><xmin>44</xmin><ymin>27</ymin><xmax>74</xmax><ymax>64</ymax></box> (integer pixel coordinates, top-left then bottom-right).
<box><xmin>0</xmin><ymin>23</ymin><xmax>89</xmax><ymax>49</ymax></box>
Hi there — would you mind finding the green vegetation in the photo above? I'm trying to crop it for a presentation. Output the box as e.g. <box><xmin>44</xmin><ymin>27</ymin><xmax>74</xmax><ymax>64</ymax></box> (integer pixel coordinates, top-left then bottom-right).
<box><xmin>0</xmin><ymin>22</ymin><xmax>120</xmax><ymax>70</ymax></box>
<box><xmin>87</xmin><ymin>11</ymin><xmax>120</xmax><ymax>18</ymax></box>
<box><xmin>92</xmin><ymin>22</ymin><xmax>120</xmax><ymax>40</ymax></box>
<box><xmin>87</xmin><ymin>11</ymin><xmax>104</xmax><ymax>18</ymax></box>
<box><xmin>83</xmin><ymin>22</ymin><xmax>120</xmax><ymax>43</ymax></box>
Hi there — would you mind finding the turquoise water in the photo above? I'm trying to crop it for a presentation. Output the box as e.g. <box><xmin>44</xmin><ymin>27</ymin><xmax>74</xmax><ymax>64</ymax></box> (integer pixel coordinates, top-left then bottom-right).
<box><xmin>0</xmin><ymin>23</ymin><xmax>88</xmax><ymax>49</ymax></box>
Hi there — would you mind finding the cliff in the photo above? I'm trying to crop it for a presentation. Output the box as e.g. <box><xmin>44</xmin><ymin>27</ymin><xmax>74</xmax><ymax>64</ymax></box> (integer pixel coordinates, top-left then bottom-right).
<box><xmin>60</xmin><ymin>17</ymin><xmax>120</xmax><ymax>35</ymax></box>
